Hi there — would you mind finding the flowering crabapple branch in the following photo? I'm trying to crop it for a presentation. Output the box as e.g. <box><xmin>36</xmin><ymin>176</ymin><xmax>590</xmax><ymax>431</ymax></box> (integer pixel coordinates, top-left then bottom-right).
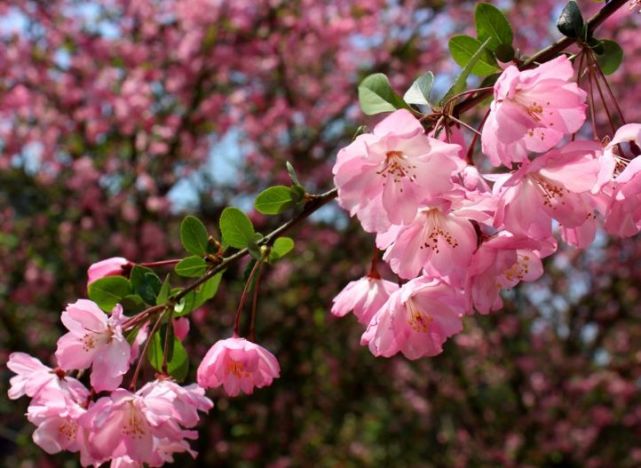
<box><xmin>6</xmin><ymin>0</ymin><xmax>637</xmax><ymax>466</ymax></box>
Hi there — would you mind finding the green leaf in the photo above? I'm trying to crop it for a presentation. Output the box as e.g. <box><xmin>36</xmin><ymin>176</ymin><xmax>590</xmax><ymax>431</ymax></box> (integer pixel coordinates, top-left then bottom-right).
<box><xmin>180</xmin><ymin>215</ymin><xmax>209</xmax><ymax>256</ymax></box>
<box><xmin>557</xmin><ymin>1</ymin><xmax>584</xmax><ymax>39</ymax></box>
<box><xmin>448</xmin><ymin>35</ymin><xmax>498</xmax><ymax>77</ymax></box>
<box><xmin>120</xmin><ymin>294</ymin><xmax>146</xmax><ymax>314</ymax></box>
<box><xmin>193</xmin><ymin>272</ymin><xmax>223</xmax><ymax>309</ymax></box>
<box><xmin>88</xmin><ymin>276</ymin><xmax>132</xmax><ymax>312</ymax></box>
<box><xmin>475</xmin><ymin>3</ymin><xmax>513</xmax><ymax>51</ymax></box>
<box><xmin>403</xmin><ymin>72</ymin><xmax>434</xmax><ymax>108</ymax></box>
<box><xmin>157</xmin><ymin>275</ymin><xmax>171</xmax><ymax>305</ymax></box>
<box><xmin>255</xmin><ymin>186</ymin><xmax>296</xmax><ymax>215</ymax></box>
<box><xmin>219</xmin><ymin>207</ymin><xmax>255</xmax><ymax>249</ymax></box>
<box><xmin>357</xmin><ymin>73</ymin><xmax>408</xmax><ymax>115</ymax></box>
<box><xmin>174</xmin><ymin>292</ymin><xmax>197</xmax><ymax>317</ymax></box>
<box><xmin>175</xmin><ymin>256</ymin><xmax>207</xmax><ymax>278</ymax></box>
<box><xmin>269</xmin><ymin>237</ymin><xmax>295</xmax><ymax>262</ymax></box>
<box><xmin>286</xmin><ymin>162</ymin><xmax>301</xmax><ymax>186</ymax></box>
<box><xmin>442</xmin><ymin>37</ymin><xmax>493</xmax><ymax>104</ymax></box>
<box><xmin>596</xmin><ymin>39</ymin><xmax>623</xmax><ymax>75</ymax></box>
<box><xmin>147</xmin><ymin>332</ymin><xmax>189</xmax><ymax>382</ymax></box>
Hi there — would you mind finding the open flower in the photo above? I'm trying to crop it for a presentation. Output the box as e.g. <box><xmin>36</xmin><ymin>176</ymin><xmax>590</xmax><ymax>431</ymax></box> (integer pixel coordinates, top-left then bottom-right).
<box><xmin>333</xmin><ymin>109</ymin><xmax>460</xmax><ymax>232</ymax></box>
<box><xmin>481</xmin><ymin>55</ymin><xmax>586</xmax><ymax>167</ymax></box>
<box><xmin>197</xmin><ymin>337</ymin><xmax>280</xmax><ymax>396</ymax></box>
<box><xmin>361</xmin><ymin>276</ymin><xmax>467</xmax><ymax>359</ymax></box>
<box><xmin>55</xmin><ymin>300</ymin><xmax>131</xmax><ymax>392</ymax></box>
<box><xmin>331</xmin><ymin>276</ymin><xmax>399</xmax><ymax>325</ymax></box>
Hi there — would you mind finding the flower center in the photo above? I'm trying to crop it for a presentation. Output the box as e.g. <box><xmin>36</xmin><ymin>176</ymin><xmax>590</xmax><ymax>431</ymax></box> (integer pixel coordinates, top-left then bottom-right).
<box><xmin>406</xmin><ymin>299</ymin><xmax>432</xmax><ymax>334</ymax></box>
<box><xmin>226</xmin><ymin>360</ymin><xmax>251</xmax><ymax>378</ymax></box>
<box><xmin>377</xmin><ymin>151</ymin><xmax>417</xmax><ymax>188</ymax></box>
<box><xmin>58</xmin><ymin>418</ymin><xmax>77</xmax><ymax>442</ymax></box>
<box><xmin>122</xmin><ymin>402</ymin><xmax>148</xmax><ymax>439</ymax></box>
<box><xmin>419</xmin><ymin>209</ymin><xmax>458</xmax><ymax>254</ymax></box>
<box><xmin>533</xmin><ymin>175</ymin><xmax>567</xmax><ymax>208</ymax></box>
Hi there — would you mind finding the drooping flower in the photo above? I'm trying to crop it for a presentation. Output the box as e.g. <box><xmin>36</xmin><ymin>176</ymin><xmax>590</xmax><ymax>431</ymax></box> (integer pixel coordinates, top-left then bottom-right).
<box><xmin>55</xmin><ymin>300</ymin><xmax>131</xmax><ymax>392</ymax></box>
<box><xmin>481</xmin><ymin>55</ymin><xmax>587</xmax><ymax>167</ymax></box>
<box><xmin>361</xmin><ymin>276</ymin><xmax>467</xmax><ymax>359</ymax></box>
<box><xmin>7</xmin><ymin>352</ymin><xmax>89</xmax><ymax>405</ymax></box>
<box><xmin>87</xmin><ymin>257</ymin><xmax>130</xmax><ymax>285</ymax></box>
<box><xmin>465</xmin><ymin>234</ymin><xmax>548</xmax><ymax>314</ymax></box>
<box><xmin>331</xmin><ymin>276</ymin><xmax>399</xmax><ymax>325</ymax></box>
<box><xmin>333</xmin><ymin>109</ymin><xmax>461</xmax><ymax>232</ymax></box>
<box><xmin>196</xmin><ymin>337</ymin><xmax>280</xmax><ymax>396</ymax></box>
<box><xmin>493</xmin><ymin>141</ymin><xmax>601</xmax><ymax>246</ymax></box>
<box><xmin>81</xmin><ymin>385</ymin><xmax>206</xmax><ymax>466</ymax></box>
<box><xmin>137</xmin><ymin>379</ymin><xmax>213</xmax><ymax>428</ymax></box>
<box><xmin>27</xmin><ymin>399</ymin><xmax>87</xmax><ymax>456</ymax></box>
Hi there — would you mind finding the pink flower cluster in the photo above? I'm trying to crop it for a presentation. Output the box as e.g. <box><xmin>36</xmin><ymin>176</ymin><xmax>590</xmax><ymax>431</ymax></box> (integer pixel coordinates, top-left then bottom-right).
<box><xmin>332</xmin><ymin>55</ymin><xmax>641</xmax><ymax>360</ymax></box>
<box><xmin>7</xmin><ymin>264</ymin><xmax>280</xmax><ymax>466</ymax></box>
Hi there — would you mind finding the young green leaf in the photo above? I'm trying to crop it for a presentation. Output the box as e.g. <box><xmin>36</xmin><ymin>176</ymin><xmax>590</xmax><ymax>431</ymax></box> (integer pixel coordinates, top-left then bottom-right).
<box><xmin>255</xmin><ymin>186</ymin><xmax>295</xmax><ymax>215</ymax></box>
<box><xmin>448</xmin><ymin>35</ymin><xmax>499</xmax><ymax>77</ymax></box>
<box><xmin>286</xmin><ymin>161</ymin><xmax>301</xmax><ymax>186</ymax></box>
<box><xmin>441</xmin><ymin>37</ymin><xmax>493</xmax><ymax>104</ymax></box>
<box><xmin>156</xmin><ymin>275</ymin><xmax>171</xmax><ymax>305</ymax></box>
<box><xmin>174</xmin><ymin>291</ymin><xmax>197</xmax><ymax>317</ymax></box>
<box><xmin>88</xmin><ymin>276</ymin><xmax>132</xmax><ymax>312</ymax></box>
<box><xmin>193</xmin><ymin>272</ymin><xmax>223</xmax><ymax>309</ymax></box>
<box><xmin>357</xmin><ymin>73</ymin><xmax>408</xmax><ymax>115</ymax></box>
<box><xmin>557</xmin><ymin>1</ymin><xmax>584</xmax><ymax>39</ymax></box>
<box><xmin>403</xmin><ymin>72</ymin><xmax>434</xmax><ymax>108</ymax></box>
<box><xmin>269</xmin><ymin>237</ymin><xmax>295</xmax><ymax>262</ymax></box>
<box><xmin>219</xmin><ymin>207</ymin><xmax>255</xmax><ymax>249</ymax></box>
<box><xmin>175</xmin><ymin>256</ymin><xmax>207</xmax><ymax>278</ymax></box>
<box><xmin>596</xmin><ymin>39</ymin><xmax>623</xmax><ymax>75</ymax></box>
<box><xmin>475</xmin><ymin>3</ymin><xmax>513</xmax><ymax>51</ymax></box>
<box><xmin>147</xmin><ymin>332</ymin><xmax>189</xmax><ymax>381</ymax></box>
<box><xmin>180</xmin><ymin>215</ymin><xmax>209</xmax><ymax>256</ymax></box>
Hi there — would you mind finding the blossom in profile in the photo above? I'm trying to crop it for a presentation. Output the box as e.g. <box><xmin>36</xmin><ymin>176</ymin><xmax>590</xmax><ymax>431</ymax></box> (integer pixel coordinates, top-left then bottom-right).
<box><xmin>333</xmin><ymin>109</ymin><xmax>460</xmax><ymax>233</ymax></box>
<box><xmin>55</xmin><ymin>300</ymin><xmax>131</xmax><ymax>392</ymax></box>
<box><xmin>87</xmin><ymin>257</ymin><xmax>130</xmax><ymax>285</ymax></box>
<box><xmin>331</xmin><ymin>276</ymin><xmax>399</xmax><ymax>325</ymax></box>
<box><xmin>197</xmin><ymin>337</ymin><xmax>280</xmax><ymax>396</ymax></box>
<box><xmin>361</xmin><ymin>276</ymin><xmax>467</xmax><ymax>359</ymax></box>
<box><xmin>481</xmin><ymin>55</ymin><xmax>587</xmax><ymax>167</ymax></box>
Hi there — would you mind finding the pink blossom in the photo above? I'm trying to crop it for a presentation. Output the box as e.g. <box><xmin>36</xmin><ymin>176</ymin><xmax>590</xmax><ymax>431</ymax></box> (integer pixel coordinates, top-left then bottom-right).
<box><xmin>379</xmin><ymin>197</ymin><xmax>488</xmax><ymax>283</ymax></box>
<box><xmin>55</xmin><ymin>300</ymin><xmax>131</xmax><ymax>392</ymax></box>
<box><xmin>27</xmin><ymin>400</ymin><xmax>86</xmax><ymax>456</ymax></box>
<box><xmin>331</xmin><ymin>276</ymin><xmax>399</xmax><ymax>324</ymax></box>
<box><xmin>137</xmin><ymin>379</ymin><xmax>213</xmax><ymax>428</ymax></box>
<box><xmin>361</xmin><ymin>276</ymin><xmax>467</xmax><ymax>359</ymax></box>
<box><xmin>333</xmin><ymin>109</ymin><xmax>460</xmax><ymax>232</ymax></box>
<box><xmin>87</xmin><ymin>257</ymin><xmax>130</xmax><ymax>285</ymax></box>
<box><xmin>197</xmin><ymin>337</ymin><xmax>280</xmax><ymax>396</ymax></box>
<box><xmin>481</xmin><ymin>55</ymin><xmax>587</xmax><ymax>167</ymax></box>
<box><xmin>7</xmin><ymin>352</ymin><xmax>88</xmax><ymax>404</ymax></box>
<box><xmin>465</xmin><ymin>234</ymin><xmax>546</xmax><ymax>314</ymax></box>
<box><xmin>173</xmin><ymin>317</ymin><xmax>190</xmax><ymax>341</ymax></box>
<box><xmin>81</xmin><ymin>385</ymin><xmax>205</xmax><ymax>465</ymax></box>
<box><xmin>493</xmin><ymin>141</ymin><xmax>601</xmax><ymax>245</ymax></box>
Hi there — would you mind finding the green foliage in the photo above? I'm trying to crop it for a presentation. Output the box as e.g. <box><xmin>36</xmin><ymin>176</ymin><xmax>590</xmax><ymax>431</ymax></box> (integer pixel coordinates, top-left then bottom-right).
<box><xmin>175</xmin><ymin>256</ymin><xmax>208</xmax><ymax>278</ymax></box>
<box><xmin>403</xmin><ymin>72</ymin><xmax>434</xmax><ymax>107</ymax></box>
<box><xmin>88</xmin><ymin>276</ymin><xmax>132</xmax><ymax>312</ymax></box>
<box><xmin>147</xmin><ymin>331</ymin><xmax>189</xmax><ymax>381</ymax></box>
<box><xmin>557</xmin><ymin>1</ymin><xmax>585</xmax><ymax>39</ymax></box>
<box><xmin>475</xmin><ymin>3</ymin><xmax>513</xmax><ymax>52</ymax></box>
<box><xmin>130</xmin><ymin>266</ymin><xmax>162</xmax><ymax>304</ymax></box>
<box><xmin>180</xmin><ymin>215</ymin><xmax>209</xmax><ymax>256</ymax></box>
<box><xmin>255</xmin><ymin>186</ymin><xmax>296</xmax><ymax>215</ymax></box>
<box><xmin>449</xmin><ymin>35</ymin><xmax>499</xmax><ymax>77</ymax></box>
<box><xmin>358</xmin><ymin>73</ymin><xmax>408</xmax><ymax>115</ymax></box>
<box><xmin>596</xmin><ymin>39</ymin><xmax>623</xmax><ymax>75</ymax></box>
<box><xmin>442</xmin><ymin>37</ymin><xmax>493</xmax><ymax>104</ymax></box>
<box><xmin>219</xmin><ymin>207</ymin><xmax>256</xmax><ymax>249</ymax></box>
<box><xmin>157</xmin><ymin>275</ymin><xmax>171</xmax><ymax>305</ymax></box>
<box><xmin>269</xmin><ymin>237</ymin><xmax>295</xmax><ymax>262</ymax></box>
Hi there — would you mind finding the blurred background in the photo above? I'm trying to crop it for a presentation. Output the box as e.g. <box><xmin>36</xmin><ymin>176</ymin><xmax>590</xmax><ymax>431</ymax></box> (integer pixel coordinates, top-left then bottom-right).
<box><xmin>1</xmin><ymin>0</ymin><xmax>641</xmax><ymax>466</ymax></box>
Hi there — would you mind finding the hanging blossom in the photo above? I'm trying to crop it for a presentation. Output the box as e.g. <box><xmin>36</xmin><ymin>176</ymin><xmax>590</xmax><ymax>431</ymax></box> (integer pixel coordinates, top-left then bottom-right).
<box><xmin>493</xmin><ymin>141</ymin><xmax>601</xmax><ymax>247</ymax></box>
<box><xmin>361</xmin><ymin>276</ymin><xmax>468</xmax><ymax>359</ymax></box>
<box><xmin>481</xmin><ymin>55</ymin><xmax>587</xmax><ymax>167</ymax></box>
<box><xmin>331</xmin><ymin>275</ymin><xmax>399</xmax><ymax>325</ymax></box>
<box><xmin>55</xmin><ymin>300</ymin><xmax>131</xmax><ymax>392</ymax></box>
<box><xmin>197</xmin><ymin>337</ymin><xmax>280</xmax><ymax>396</ymax></box>
<box><xmin>87</xmin><ymin>257</ymin><xmax>130</xmax><ymax>284</ymax></box>
<box><xmin>333</xmin><ymin>109</ymin><xmax>461</xmax><ymax>233</ymax></box>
